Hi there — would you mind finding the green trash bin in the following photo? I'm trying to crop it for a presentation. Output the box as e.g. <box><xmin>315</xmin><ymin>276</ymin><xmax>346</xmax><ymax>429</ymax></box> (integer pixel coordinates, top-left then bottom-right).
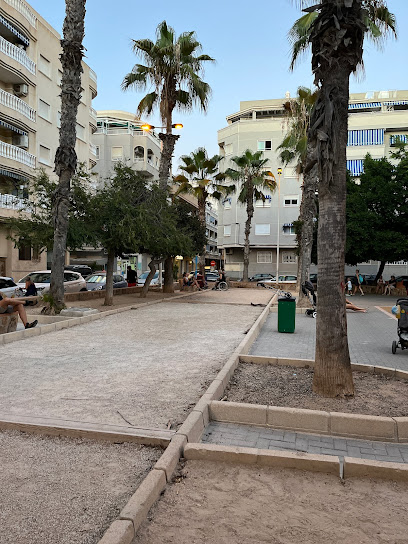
<box><xmin>278</xmin><ymin>296</ymin><xmax>296</xmax><ymax>333</ymax></box>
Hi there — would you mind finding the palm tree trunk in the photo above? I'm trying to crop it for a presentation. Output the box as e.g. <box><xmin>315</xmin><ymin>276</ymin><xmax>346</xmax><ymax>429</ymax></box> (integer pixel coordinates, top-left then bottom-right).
<box><xmin>198</xmin><ymin>197</ymin><xmax>206</xmax><ymax>276</ymax></box>
<box><xmin>104</xmin><ymin>248</ymin><xmax>115</xmax><ymax>306</ymax></box>
<box><xmin>158</xmin><ymin>134</ymin><xmax>180</xmax><ymax>191</ymax></box>
<box><xmin>49</xmin><ymin>0</ymin><xmax>86</xmax><ymax>313</ymax></box>
<box><xmin>243</xmin><ymin>191</ymin><xmax>254</xmax><ymax>282</ymax></box>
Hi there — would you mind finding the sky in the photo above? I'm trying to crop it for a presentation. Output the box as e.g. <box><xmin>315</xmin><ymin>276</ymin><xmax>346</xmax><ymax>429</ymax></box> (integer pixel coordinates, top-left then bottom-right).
<box><xmin>29</xmin><ymin>0</ymin><xmax>408</xmax><ymax>170</ymax></box>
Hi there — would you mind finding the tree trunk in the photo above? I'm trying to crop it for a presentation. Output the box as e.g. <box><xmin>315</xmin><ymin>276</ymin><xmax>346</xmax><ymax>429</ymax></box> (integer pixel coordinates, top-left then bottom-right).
<box><xmin>104</xmin><ymin>248</ymin><xmax>115</xmax><ymax>306</ymax></box>
<box><xmin>309</xmin><ymin>0</ymin><xmax>365</xmax><ymax>397</ymax></box>
<box><xmin>49</xmin><ymin>0</ymin><xmax>86</xmax><ymax>313</ymax></box>
<box><xmin>158</xmin><ymin>133</ymin><xmax>180</xmax><ymax>191</ymax></box>
<box><xmin>376</xmin><ymin>260</ymin><xmax>386</xmax><ymax>282</ymax></box>
<box><xmin>140</xmin><ymin>259</ymin><xmax>159</xmax><ymax>298</ymax></box>
<box><xmin>163</xmin><ymin>256</ymin><xmax>174</xmax><ymax>293</ymax></box>
<box><xmin>198</xmin><ymin>197</ymin><xmax>206</xmax><ymax>276</ymax></box>
<box><xmin>296</xmin><ymin>160</ymin><xmax>318</xmax><ymax>306</ymax></box>
<box><xmin>243</xmin><ymin>189</ymin><xmax>254</xmax><ymax>282</ymax></box>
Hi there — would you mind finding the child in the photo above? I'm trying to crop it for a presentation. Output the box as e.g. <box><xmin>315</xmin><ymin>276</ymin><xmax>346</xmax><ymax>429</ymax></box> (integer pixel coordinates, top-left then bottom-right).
<box><xmin>346</xmin><ymin>277</ymin><xmax>353</xmax><ymax>296</ymax></box>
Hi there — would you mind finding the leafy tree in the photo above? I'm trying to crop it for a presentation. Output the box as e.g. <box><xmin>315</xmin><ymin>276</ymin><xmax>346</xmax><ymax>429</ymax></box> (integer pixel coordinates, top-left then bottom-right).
<box><xmin>122</xmin><ymin>21</ymin><xmax>214</xmax><ymax>293</ymax></box>
<box><xmin>174</xmin><ymin>147</ymin><xmax>233</xmax><ymax>275</ymax></box>
<box><xmin>225</xmin><ymin>150</ymin><xmax>276</xmax><ymax>282</ymax></box>
<box><xmin>291</xmin><ymin>0</ymin><xmax>397</xmax><ymax>397</ymax></box>
<box><xmin>50</xmin><ymin>0</ymin><xmax>87</xmax><ymax>312</ymax></box>
<box><xmin>277</xmin><ymin>86</ymin><xmax>318</xmax><ymax>302</ymax></box>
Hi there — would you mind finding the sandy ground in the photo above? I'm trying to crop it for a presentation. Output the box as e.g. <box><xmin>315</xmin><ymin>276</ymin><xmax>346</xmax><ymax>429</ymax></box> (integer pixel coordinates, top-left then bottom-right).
<box><xmin>0</xmin><ymin>430</ymin><xmax>160</xmax><ymax>544</ymax></box>
<box><xmin>134</xmin><ymin>460</ymin><xmax>408</xmax><ymax>544</ymax></box>
<box><xmin>0</xmin><ymin>302</ymin><xmax>261</xmax><ymax>429</ymax></box>
<box><xmin>225</xmin><ymin>363</ymin><xmax>408</xmax><ymax>417</ymax></box>
<box><xmin>177</xmin><ymin>288</ymin><xmax>273</xmax><ymax>306</ymax></box>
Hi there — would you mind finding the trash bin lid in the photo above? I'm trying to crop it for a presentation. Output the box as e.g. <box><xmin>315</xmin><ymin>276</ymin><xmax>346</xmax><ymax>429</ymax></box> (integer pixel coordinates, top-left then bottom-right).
<box><xmin>278</xmin><ymin>296</ymin><xmax>296</xmax><ymax>302</ymax></box>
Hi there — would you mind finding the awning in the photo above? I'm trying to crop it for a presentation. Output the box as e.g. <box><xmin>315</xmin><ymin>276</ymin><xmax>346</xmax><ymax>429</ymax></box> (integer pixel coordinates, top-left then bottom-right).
<box><xmin>0</xmin><ymin>15</ymin><xmax>29</xmax><ymax>46</ymax></box>
<box><xmin>0</xmin><ymin>119</ymin><xmax>27</xmax><ymax>135</ymax></box>
<box><xmin>348</xmin><ymin>102</ymin><xmax>381</xmax><ymax>110</ymax></box>
<box><xmin>384</xmin><ymin>101</ymin><xmax>408</xmax><ymax>106</ymax></box>
<box><xmin>0</xmin><ymin>168</ymin><xmax>29</xmax><ymax>182</ymax></box>
<box><xmin>347</xmin><ymin>159</ymin><xmax>364</xmax><ymax>176</ymax></box>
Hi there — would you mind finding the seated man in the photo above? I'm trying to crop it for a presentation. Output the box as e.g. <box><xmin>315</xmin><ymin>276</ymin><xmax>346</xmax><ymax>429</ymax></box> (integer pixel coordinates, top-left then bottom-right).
<box><xmin>213</xmin><ymin>269</ymin><xmax>226</xmax><ymax>290</ymax></box>
<box><xmin>24</xmin><ymin>278</ymin><xmax>38</xmax><ymax>306</ymax></box>
<box><xmin>0</xmin><ymin>294</ymin><xmax>38</xmax><ymax>329</ymax></box>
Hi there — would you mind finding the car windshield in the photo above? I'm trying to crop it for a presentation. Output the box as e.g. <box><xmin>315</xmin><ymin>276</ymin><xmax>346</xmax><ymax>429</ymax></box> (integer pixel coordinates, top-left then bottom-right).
<box><xmin>139</xmin><ymin>272</ymin><xmax>159</xmax><ymax>280</ymax></box>
<box><xmin>86</xmin><ymin>275</ymin><xmax>106</xmax><ymax>284</ymax></box>
<box><xmin>19</xmin><ymin>273</ymin><xmax>51</xmax><ymax>283</ymax></box>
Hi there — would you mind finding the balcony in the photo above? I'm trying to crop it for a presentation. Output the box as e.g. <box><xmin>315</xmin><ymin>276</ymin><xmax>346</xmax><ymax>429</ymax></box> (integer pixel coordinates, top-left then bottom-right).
<box><xmin>90</xmin><ymin>143</ymin><xmax>98</xmax><ymax>156</ymax></box>
<box><xmin>89</xmin><ymin>68</ymin><xmax>97</xmax><ymax>85</ymax></box>
<box><xmin>90</xmin><ymin>107</ymin><xmax>97</xmax><ymax>121</ymax></box>
<box><xmin>0</xmin><ymin>193</ymin><xmax>29</xmax><ymax>211</ymax></box>
<box><xmin>0</xmin><ymin>36</ymin><xmax>36</xmax><ymax>74</ymax></box>
<box><xmin>0</xmin><ymin>140</ymin><xmax>35</xmax><ymax>168</ymax></box>
<box><xmin>95</xmin><ymin>126</ymin><xmax>161</xmax><ymax>143</ymax></box>
<box><xmin>0</xmin><ymin>89</ymin><xmax>35</xmax><ymax>122</ymax></box>
<box><xmin>3</xmin><ymin>0</ymin><xmax>37</xmax><ymax>28</ymax></box>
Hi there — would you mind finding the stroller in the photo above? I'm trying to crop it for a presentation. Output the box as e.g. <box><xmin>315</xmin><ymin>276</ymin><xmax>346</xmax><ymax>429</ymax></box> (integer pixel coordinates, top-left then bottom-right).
<box><xmin>392</xmin><ymin>298</ymin><xmax>408</xmax><ymax>354</ymax></box>
<box><xmin>302</xmin><ymin>280</ymin><xmax>317</xmax><ymax>318</ymax></box>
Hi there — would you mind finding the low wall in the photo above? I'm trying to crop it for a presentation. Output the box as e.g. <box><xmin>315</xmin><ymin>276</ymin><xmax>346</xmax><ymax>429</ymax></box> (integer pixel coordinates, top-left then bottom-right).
<box><xmin>64</xmin><ymin>283</ymin><xmax>180</xmax><ymax>302</ymax></box>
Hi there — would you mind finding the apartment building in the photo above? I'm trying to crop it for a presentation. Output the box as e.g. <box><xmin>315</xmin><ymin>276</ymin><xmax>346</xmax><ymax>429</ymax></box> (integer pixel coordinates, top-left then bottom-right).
<box><xmin>217</xmin><ymin>90</ymin><xmax>408</xmax><ymax>279</ymax></box>
<box><xmin>0</xmin><ymin>0</ymin><xmax>97</xmax><ymax>280</ymax></box>
<box><xmin>205</xmin><ymin>201</ymin><xmax>220</xmax><ymax>269</ymax></box>
<box><xmin>92</xmin><ymin>110</ymin><xmax>161</xmax><ymax>186</ymax></box>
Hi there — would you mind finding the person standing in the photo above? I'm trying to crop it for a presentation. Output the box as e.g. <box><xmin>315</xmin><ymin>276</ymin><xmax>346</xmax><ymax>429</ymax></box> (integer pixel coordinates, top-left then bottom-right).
<box><xmin>127</xmin><ymin>266</ymin><xmax>137</xmax><ymax>287</ymax></box>
<box><xmin>353</xmin><ymin>269</ymin><xmax>364</xmax><ymax>296</ymax></box>
<box><xmin>346</xmin><ymin>277</ymin><xmax>353</xmax><ymax>296</ymax></box>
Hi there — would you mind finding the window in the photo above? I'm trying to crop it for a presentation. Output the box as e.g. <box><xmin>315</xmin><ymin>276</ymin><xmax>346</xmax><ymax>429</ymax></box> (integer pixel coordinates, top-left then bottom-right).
<box><xmin>76</xmin><ymin>123</ymin><xmax>85</xmax><ymax>141</ymax></box>
<box><xmin>38</xmin><ymin>99</ymin><xmax>51</xmax><ymax>121</ymax></box>
<box><xmin>39</xmin><ymin>144</ymin><xmax>51</xmax><ymax>165</ymax></box>
<box><xmin>38</xmin><ymin>55</ymin><xmax>51</xmax><ymax>78</ymax></box>
<box><xmin>256</xmin><ymin>195</ymin><xmax>271</xmax><ymax>207</ymax></box>
<box><xmin>134</xmin><ymin>146</ymin><xmax>144</xmax><ymax>160</ymax></box>
<box><xmin>283</xmin><ymin>224</ymin><xmax>295</xmax><ymax>235</ymax></box>
<box><xmin>282</xmin><ymin>252</ymin><xmax>297</xmax><ymax>263</ymax></box>
<box><xmin>224</xmin><ymin>143</ymin><xmax>233</xmax><ymax>155</ymax></box>
<box><xmin>95</xmin><ymin>145</ymin><xmax>100</xmax><ymax>160</ymax></box>
<box><xmin>224</xmin><ymin>225</ymin><xmax>231</xmax><ymax>237</ymax></box>
<box><xmin>255</xmin><ymin>223</ymin><xmax>270</xmax><ymax>235</ymax></box>
<box><xmin>111</xmin><ymin>146</ymin><xmax>123</xmax><ymax>161</ymax></box>
<box><xmin>223</xmin><ymin>197</ymin><xmax>232</xmax><ymax>209</ymax></box>
<box><xmin>57</xmin><ymin>69</ymin><xmax>63</xmax><ymax>86</ymax></box>
<box><xmin>19</xmin><ymin>243</ymin><xmax>31</xmax><ymax>261</ymax></box>
<box><xmin>257</xmin><ymin>141</ymin><xmax>272</xmax><ymax>151</ymax></box>
<box><xmin>284</xmin><ymin>196</ymin><xmax>298</xmax><ymax>207</ymax></box>
<box><xmin>257</xmin><ymin>251</ymin><xmax>272</xmax><ymax>264</ymax></box>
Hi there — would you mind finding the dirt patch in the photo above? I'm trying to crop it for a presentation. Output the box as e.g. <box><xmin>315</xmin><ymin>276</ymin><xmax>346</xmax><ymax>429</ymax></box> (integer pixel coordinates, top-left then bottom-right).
<box><xmin>225</xmin><ymin>363</ymin><xmax>408</xmax><ymax>417</ymax></box>
<box><xmin>0</xmin><ymin>430</ymin><xmax>161</xmax><ymax>544</ymax></box>
<box><xmin>133</xmin><ymin>460</ymin><xmax>408</xmax><ymax>544</ymax></box>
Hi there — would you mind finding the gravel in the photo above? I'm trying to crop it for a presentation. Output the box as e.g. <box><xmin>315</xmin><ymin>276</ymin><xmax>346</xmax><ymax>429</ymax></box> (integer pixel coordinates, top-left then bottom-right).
<box><xmin>0</xmin><ymin>430</ymin><xmax>161</xmax><ymax>544</ymax></box>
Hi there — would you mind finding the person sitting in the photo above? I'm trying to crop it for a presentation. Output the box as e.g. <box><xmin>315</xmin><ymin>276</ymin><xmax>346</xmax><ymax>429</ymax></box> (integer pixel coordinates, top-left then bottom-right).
<box><xmin>24</xmin><ymin>278</ymin><xmax>38</xmax><ymax>306</ymax></box>
<box><xmin>182</xmin><ymin>272</ymin><xmax>201</xmax><ymax>290</ymax></box>
<box><xmin>384</xmin><ymin>275</ymin><xmax>397</xmax><ymax>295</ymax></box>
<box><xmin>0</xmin><ymin>294</ymin><xmax>38</xmax><ymax>329</ymax></box>
<box><xmin>345</xmin><ymin>298</ymin><xmax>367</xmax><ymax>313</ymax></box>
<box><xmin>213</xmin><ymin>269</ymin><xmax>226</xmax><ymax>290</ymax></box>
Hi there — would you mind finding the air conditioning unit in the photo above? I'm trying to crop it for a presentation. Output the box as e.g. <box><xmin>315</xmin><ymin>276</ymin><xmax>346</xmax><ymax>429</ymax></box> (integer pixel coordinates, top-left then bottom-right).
<box><xmin>13</xmin><ymin>134</ymin><xmax>29</xmax><ymax>149</ymax></box>
<box><xmin>13</xmin><ymin>84</ymin><xmax>29</xmax><ymax>97</ymax></box>
<box><xmin>225</xmin><ymin>248</ymin><xmax>233</xmax><ymax>255</ymax></box>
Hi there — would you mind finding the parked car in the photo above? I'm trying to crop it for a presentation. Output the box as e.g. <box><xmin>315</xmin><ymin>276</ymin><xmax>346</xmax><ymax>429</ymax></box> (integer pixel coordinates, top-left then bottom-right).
<box><xmin>261</xmin><ymin>275</ymin><xmax>297</xmax><ymax>284</ymax></box>
<box><xmin>249</xmin><ymin>273</ymin><xmax>275</xmax><ymax>282</ymax></box>
<box><xmin>65</xmin><ymin>264</ymin><xmax>93</xmax><ymax>278</ymax></box>
<box><xmin>85</xmin><ymin>272</ymin><xmax>128</xmax><ymax>291</ymax></box>
<box><xmin>0</xmin><ymin>276</ymin><xmax>18</xmax><ymax>297</ymax></box>
<box><xmin>17</xmin><ymin>270</ymin><xmax>86</xmax><ymax>294</ymax></box>
<box><xmin>205</xmin><ymin>272</ymin><xmax>220</xmax><ymax>282</ymax></box>
<box><xmin>137</xmin><ymin>271</ymin><xmax>159</xmax><ymax>286</ymax></box>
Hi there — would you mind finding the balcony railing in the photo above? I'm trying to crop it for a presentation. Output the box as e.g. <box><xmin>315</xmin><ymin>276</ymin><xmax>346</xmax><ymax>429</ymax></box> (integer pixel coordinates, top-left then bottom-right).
<box><xmin>89</xmin><ymin>107</ymin><xmax>97</xmax><ymax>121</ymax></box>
<box><xmin>0</xmin><ymin>140</ymin><xmax>35</xmax><ymax>168</ymax></box>
<box><xmin>0</xmin><ymin>36</ymin><xmax>36</xmax><ymax>74</ymax></box>
<box><xmin>3</xmin><ymin>0</ymin><xmax>37</xmax><ymax>28</ymax></box>
<box><xmin>89</xmin><ymin>68</ymin><xmax>97</xmax><ymax>84</ymax></box>
<box><xmin>0</xmin><ymin>89</ymin><xmax>36</xmax><ymax>122</ymax></box>
<box><xmin>95</xmin><ymin>126</ymin><xmax>161</xmax><ymax>142</ymax></box>
<box><xmin>0</xmin><ymin>193</ymin><xmax>29</xmax><ymax>211</ymax></box>
<box><xmin>89</xmin><ymin>143</ymin><xmax>97</xmax><ymax>156</ymax></box>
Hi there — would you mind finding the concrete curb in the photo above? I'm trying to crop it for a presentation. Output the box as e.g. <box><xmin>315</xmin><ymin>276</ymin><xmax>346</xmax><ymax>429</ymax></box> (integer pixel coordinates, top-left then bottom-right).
<box><xmin>343</xmin><ymin>457</ymin><xmax>408</xmax><ymax>481</ymax></box>
<box><xmin>98</xmin><ymin>520</ymin><xmax>134</xmax><ymax>544</ymax></box>
<box><xmin>184</xmin><ymin>443</ymin><xmax>340</xmax><ymax>475</ymax></box>
<box><xmin>209</xmin><ymin>400</ymin><xmax>408</xmax><ymax>443</ymax></box>
<box><xmin>0</xmin><ymin>414</ymin><xmax>174</xmax><ymax>446</ymax></box>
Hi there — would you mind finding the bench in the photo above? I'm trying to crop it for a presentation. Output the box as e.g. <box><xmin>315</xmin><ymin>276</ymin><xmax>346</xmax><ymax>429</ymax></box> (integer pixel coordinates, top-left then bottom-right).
<box><xmin>0</xmin><ymin>314</ymin><xmax>18</xmax><ymax>334</ymax></box>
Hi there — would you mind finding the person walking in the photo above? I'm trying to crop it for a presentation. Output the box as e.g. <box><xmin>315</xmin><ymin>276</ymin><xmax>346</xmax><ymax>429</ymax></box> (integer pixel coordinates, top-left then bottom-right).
<box><xmin>353</xmin><ymin>269</ymin><xmax>364</xmax><ymax>296</ymax></box>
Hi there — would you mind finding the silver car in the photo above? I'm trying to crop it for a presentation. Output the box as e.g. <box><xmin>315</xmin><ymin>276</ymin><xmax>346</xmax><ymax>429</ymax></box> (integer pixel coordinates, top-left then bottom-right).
<box><xmin>17</xmin><ymin>270</ymin><xmax>87</xmax><ymax>294</ymax></box>
<box><xmin>0</xmin><ymin>276</ymin><xmax>18</xmax><ymax>297</ymax></box>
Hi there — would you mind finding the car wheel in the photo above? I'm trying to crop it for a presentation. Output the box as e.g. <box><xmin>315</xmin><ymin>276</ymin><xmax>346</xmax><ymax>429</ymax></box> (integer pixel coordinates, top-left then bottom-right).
<box><xmin>80</xmin><ymin>288</ymin><xmax>87</xmax><ymax>292</ymax></box>
<box><xmin>392</xmin><ymin>340</ymin><xmax>397</xmax><ymax>354</ymax></box>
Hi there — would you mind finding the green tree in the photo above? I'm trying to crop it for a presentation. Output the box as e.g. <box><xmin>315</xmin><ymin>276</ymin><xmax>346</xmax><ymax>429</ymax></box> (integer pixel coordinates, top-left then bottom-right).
<box><xmin>277</xmin><ymin>86</ymin><xmax>318</xmax><ymax>302</ymax></box>
<box><xmin>50</xmin><ymin>0</ymin><xmax>87</xmax><ymax>312</ymax></box>
<box><xmin>174</xmin><ymin>147</ymin><xmax>233</xmax><ymax>276</ymax></box>
<box><xmin>291</xmin><ymin>0</ymin><xmax>396</xmax><ymax>397</ymax></box>
<box><xmin>122</xmin><ymin>21</ymin><xmax>214</xmax><ymax>293</ymax></box>
<box><xmin>225</xmin><ymin>150</ymin><xmax>276</xmax><ymax>282</ymax></box>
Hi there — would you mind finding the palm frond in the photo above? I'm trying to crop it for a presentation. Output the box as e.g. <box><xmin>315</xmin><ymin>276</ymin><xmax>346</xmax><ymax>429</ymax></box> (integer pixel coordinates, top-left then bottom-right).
<box><xmin>137</xmin><ymin>92</ymin><xmax>158</xmax><ymax>116</ymax></box>
<box><xmin>288</xmin><ymin>11</ymin><xmax>317</xmax><ymax>70</ymax></box>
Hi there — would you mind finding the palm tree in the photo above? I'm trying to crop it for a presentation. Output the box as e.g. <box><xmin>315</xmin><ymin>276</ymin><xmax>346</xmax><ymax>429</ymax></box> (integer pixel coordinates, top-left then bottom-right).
<box><xmin>277</xmin><ymin>86</ymin><xmax>318</xmax><ymax>303</ymax></box>
<box><xmin>122</xmin><ymin>21</ymin><xmax>214</xmax><ymax>190</ymax></box>
<box><xmin>225</xmin><ymin>150</ymin><xmax>276</xmax><ymax>282</ymax></box>
<box><xmin>174</xmin><ymin>147</ymin><xmax>233</xmax><ymax>276</ymax></box>
<box><xmin>49</xmin><ymin>0</ymin><xmax>86</xmax><ymax>313</ymax></box>
<box><xmin>291</xmin><ymin>0</ymin><xmax>396</xmax><ymax>397</ymax></box>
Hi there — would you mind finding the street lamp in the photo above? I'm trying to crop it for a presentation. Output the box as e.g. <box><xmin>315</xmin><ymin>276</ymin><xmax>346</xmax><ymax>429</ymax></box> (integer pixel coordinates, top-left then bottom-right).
<box><xmin>141</xmin><ymin>123</ymin><xmax>183</xmax><ymax>131</ymax></box>
<box><xmin>276</xmin><ymin>168</ymin><xmax>282</xmax><ymax>280</ymax></box>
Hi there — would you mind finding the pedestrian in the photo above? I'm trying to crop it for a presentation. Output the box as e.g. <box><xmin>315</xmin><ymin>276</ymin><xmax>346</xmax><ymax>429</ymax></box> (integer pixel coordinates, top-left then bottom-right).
<box><xmin>346</xmin><ymin>277</ymin><xmax>353</xmax><ymax>296</ymax></box>
<box><xmin>376</xmin><ymin>275</ymin><xmax>385</xmax><ymax>294</ymax></box>
<box><xmin>353</xmin><ymin>269</ymin><xmax>364</xmax><ymax>296</ymax></box>
<box><xmin>0</xmin><ymin>294</ymin><xmax>38</xmax><ymax>328</ymax></box>
<box><xmin>127</xmin><ymin>265</ymin><xmax>137</xmax><ymax>287</ymax></box>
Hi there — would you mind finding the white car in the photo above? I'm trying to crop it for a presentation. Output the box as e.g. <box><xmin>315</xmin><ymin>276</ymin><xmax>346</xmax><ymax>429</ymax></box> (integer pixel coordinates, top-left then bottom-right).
<box><xmin>137</xmin><ymin>271</ymin><xmax>159</xmax><ymax>286</ymax></box>
<box><xmin>0</xmin><ymin>276</ymin><xmax>18</xmax><ymax>297</ymax></box>
<box><xmin>260</xmin><ymin>275</ymin><xmax>297</xmax><ymax>284</ymax></box>
<box><xmin>17</xmin><ymin>270</ymin><xmax>87</xmax><ymax>294</ymax></box>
